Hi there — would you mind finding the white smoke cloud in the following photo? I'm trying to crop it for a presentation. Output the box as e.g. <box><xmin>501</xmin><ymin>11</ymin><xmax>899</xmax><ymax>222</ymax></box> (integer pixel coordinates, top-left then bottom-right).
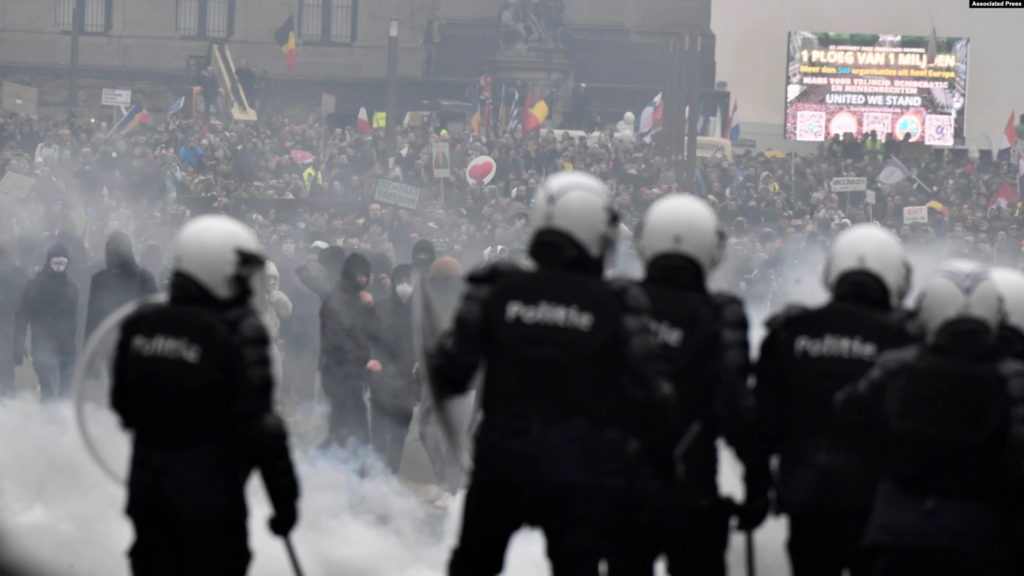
<box><xmin>0</xmin><ymin>394</ymin><xmax>791</xmax><ymax>576</ymax></box>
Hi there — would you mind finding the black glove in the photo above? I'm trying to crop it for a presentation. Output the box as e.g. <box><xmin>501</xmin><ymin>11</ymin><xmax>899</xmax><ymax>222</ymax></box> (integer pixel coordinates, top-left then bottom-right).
<box><xmin>735</xmin><ymin>493</ymin><xmax>771</xmax><ymax>532</ymax></box>
<box><xmin>269</xmin><ymin>505</ymin><xmax>297</xmax><ymax>537</ymax></box>
<box><xmin>13</xmin><ymin>348</ymin><xmax>25</xmax><ymax>367</ymax></box>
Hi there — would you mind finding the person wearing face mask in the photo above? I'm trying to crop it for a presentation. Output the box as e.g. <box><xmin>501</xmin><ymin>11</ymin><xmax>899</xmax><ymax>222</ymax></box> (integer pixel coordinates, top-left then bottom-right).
<box><xmin>14</xmin><ymin>244</ymin><xmax>79</xmax><ymax>401</ymax></box>
<box><xmin>411</xmin><ymin>239</ymin><xmax>437</xmax><ymax>278</ymax></box>
<box><xmin>369</xmin><ymin>264</ymin><xmax>417</xmax><ymax>472</ymax></box>
<box><xmin>319</xmin><ymin>253</ymin><xmax>381</xmax><ymax>447</ymax></box>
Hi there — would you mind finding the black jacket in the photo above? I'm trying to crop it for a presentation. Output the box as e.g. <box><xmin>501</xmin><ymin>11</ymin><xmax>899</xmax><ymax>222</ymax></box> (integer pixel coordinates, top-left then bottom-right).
<box><xmin>755</xmin><ymin>297</ymin><xmax>914</xmax><ymax>514</ymax></box>
<box><xmin>639</xmin><ymin>260</ymin><xmax>769</xmax><ymax>506</ymax></box>
<box><xmin>429</xmin><ymin>261</ymin><xmax>662</xmax><ymax>487</ymax></box>
<box><xmin>85</xmin><ymin>232</ymin><xmax>158</xmax><ymax>339</ymax></box>
<box><xmin>111</xmin><ymin>274</ymin><xmax>298</xmax><ymax>526</ymax></box>
<box><xmin>373</xmin><ymin>291</ymin><xmax>417</xmax><ymax>414</ymax></box>
<box><xmin>15</xmin><ymin>245</ymin><xmax>78</xmax><ymax>356</ymax></box>
<box><xmin>837</xmin><ymin>344</ymin><xmax>1015</xmax><ymax>553</ymax></box>
<box><xmin>319</xmin><ymin>277</ymin><xmax>379</xmax><ymax>378</ymax></box>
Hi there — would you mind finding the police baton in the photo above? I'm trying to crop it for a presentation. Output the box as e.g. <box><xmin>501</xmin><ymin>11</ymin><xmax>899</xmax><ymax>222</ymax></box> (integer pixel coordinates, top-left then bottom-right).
<box><xmin>284</xmin><ymin>536</ymin><xmax>305</xmax><ymax>576</ymax></box>
<box><xmin>745</xmin><ymin>528</ymin><xmax>756</xmax><ymax>576</ymax></box>
<box><xmin>724</xmin><ymin>498</ymin><xmax>756</xmax><ymax>576</ymax></box>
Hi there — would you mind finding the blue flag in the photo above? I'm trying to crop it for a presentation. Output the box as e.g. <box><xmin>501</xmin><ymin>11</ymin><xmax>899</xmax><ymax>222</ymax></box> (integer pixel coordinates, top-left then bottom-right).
<box><xmin>166</xmin><ymin>97</ymin><xmax>185</xmax><ymax>117</ymax></box>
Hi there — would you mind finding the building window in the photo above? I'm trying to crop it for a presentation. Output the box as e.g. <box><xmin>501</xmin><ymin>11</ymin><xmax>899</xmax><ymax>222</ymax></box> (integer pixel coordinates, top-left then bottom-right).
<box><xmin>300</xmin><ymin>0</ymin><xmax>357</xmax><ymax>44</ymax></box>
<box><xmin>176</xmin><ymin>0</ymin><xmax>234</xmax><ymax>39</ymax></box>
<box><xmin>56</xmin><ymin>0</ymin><xmax>112</xmax><ymax>34</ymax></box>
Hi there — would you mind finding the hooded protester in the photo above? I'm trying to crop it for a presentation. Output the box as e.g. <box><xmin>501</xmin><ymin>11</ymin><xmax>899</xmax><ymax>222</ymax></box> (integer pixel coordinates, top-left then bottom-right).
<box><xmin>14</xmin><ymin>244</ymin><xmax>79</xmax><ymax>400</ymax></box>
<box><xmin>85</xmin><ymin>232</ymin><xmax>159</xmax><ymax>339</ymax></box>
<box><xmin>369</xmin><ymin>264</ymin><xmax>417</xmax><ymax>472</ymax></box>
<box><xmin>319</xmin><ymin>253</ymin><xmax>380</xmax><ymax>447</ymax></box>
<box><xmin>0</xmin><ymin>244</ymin><xmax>29</xmax><ymax>396</ymax></box>
<box><xmin>411</xmin><ymin>239</ymin><xmax>437</xmax><ymax>278</ymax></box>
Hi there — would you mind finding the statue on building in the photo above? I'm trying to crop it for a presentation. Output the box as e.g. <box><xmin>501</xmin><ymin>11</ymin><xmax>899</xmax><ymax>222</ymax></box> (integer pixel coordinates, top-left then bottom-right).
<box><xmin>499</xmin><ymin>0</ymin><xmax>565</xmax><ymax>52</ymax></box>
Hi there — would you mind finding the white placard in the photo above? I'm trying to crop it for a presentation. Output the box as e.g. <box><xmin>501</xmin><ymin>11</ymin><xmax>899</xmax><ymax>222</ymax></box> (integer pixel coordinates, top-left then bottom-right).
<box><xmin>374</xmin><ymin>179</ymin><xmax>422</xmax><ymax>209</ymax></box>
<box><xmin>830</xmin><ymin>177</ymin><xmax>867</xmax><ymax>193</ymax></box>
<box><xmin>432</xmin><ymin>142</ymin><xmax>451</xmax><ymax>179</ymax></box>
<box><xmin>0</xmin><ymin>172</ymin><xmax>35</xmax><ymax>199</ymax></box>
<box><xmin>101</xmin><ymin>89</ymin><xmax>132</xmax><ymax>107</ymax></box>
<box><xmin>865</xmin><ymin>189</ymin><xmax>876</xmax><ymax>205</ymax></box>
<box><xmin>903</xmin><ymin>205</ymin><xmax>928</xmax><ymax>224</ymax></box>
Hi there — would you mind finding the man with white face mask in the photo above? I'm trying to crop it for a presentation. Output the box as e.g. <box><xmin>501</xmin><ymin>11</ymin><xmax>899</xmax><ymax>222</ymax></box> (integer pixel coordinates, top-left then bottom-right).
<box><xmin>370</xmin><ymin>264</ymin><xmax>417</xmax><ymax>472</ymax></box>
<box><xmin>14</xmin><ymin>243</ymin><xmax>79</xmax><ymax>400</ymax></box>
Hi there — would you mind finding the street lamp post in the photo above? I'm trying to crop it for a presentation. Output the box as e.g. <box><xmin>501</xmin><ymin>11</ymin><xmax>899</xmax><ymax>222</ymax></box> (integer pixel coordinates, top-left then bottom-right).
<box><xmin>69</xmin><ymin>0</ymin><xmax>84</xmax><ymax>119</ymax></box>
<box><xmin>385</xmin><ymin>18</ymin><xmax>400</xmax><ymax>165</ymax></box>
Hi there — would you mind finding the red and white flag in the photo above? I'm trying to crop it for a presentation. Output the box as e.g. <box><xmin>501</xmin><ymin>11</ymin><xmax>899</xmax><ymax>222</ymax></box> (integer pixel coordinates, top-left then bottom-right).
<box><xmin>356</xmin><ymin>107</ymin><xmax>371</xmax><ymax>134</ymax></box>
<box><xmin>1000</xmin><ymin>110</ymin><xmax>1017</xmax><ymax>152</ymax></box>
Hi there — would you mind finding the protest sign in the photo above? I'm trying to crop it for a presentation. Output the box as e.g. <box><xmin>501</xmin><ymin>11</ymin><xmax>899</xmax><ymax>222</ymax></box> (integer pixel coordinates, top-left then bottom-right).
<box><xmin>432</xmin><ymin>142</ymin><xmax>451</xmax><ymax>179</ymax></box>
<box><xmin>374</xmin><ymin>179</ymin><xmax>422</xmax><ymax>209</ymax></box>
<box><xmin>830</xmin><ymin>177</ymin><xmax>867</xmax><ymax>193</ymax></box>
<box><xmin>903</xmin><ymin>205</ymin><xmax>928</xmax><ymax>224</ymax></box>
<box><xmin>101</xmin><ymin>89</ymin><xmax>132</xmax><ymax>107</ymax></box>
<box><xmin>0</xmin><ymin>172</ymin><xmax>35</xmax><ymax>199</ymax></box>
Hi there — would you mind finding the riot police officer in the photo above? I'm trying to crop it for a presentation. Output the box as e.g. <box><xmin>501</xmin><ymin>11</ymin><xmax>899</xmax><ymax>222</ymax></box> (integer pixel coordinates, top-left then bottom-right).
<box><xmin>111</xmin><ymin>215</ymin><xmax>300</xmax><ymax>576</ymax></box>
<box><xmin>755</xmin><ymin>224</ymin><xmax>915</xmax><ymax>576</ymax></box>
<box><xmin>429</xmin><ymin>171</ymin><xmax>662</xmax><ymax>576</ymax></box>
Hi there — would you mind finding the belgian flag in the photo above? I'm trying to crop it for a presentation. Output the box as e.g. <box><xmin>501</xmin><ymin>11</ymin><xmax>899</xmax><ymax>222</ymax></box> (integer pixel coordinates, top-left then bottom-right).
<box><xmin>523</xmin><ymin>90</ymin><xmax>554</xmax><ymax>133</ymax></box>
<box><xmin>275</xmin><ymin>15</ymin><xmax>296</xmax><ymax>73</ymax></box>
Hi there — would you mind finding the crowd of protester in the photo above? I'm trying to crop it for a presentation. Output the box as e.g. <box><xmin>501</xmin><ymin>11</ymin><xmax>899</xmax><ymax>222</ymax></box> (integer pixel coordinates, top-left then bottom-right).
<box><xmin>3</xmin><ymin>102</ymin><xmax>1024</xmax><ymax>481</ymax></box>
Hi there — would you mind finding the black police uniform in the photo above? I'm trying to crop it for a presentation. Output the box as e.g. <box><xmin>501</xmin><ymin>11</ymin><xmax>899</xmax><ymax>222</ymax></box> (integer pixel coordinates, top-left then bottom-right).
<box><xmin>755</xmin><ymin>282</ymin><xmax>914</xmax><ymax>576</ymax></box>
<box><xmin>112</xmin><ymin>274</ymin><xmax>299</xmax><ymax>576</ymax></box>
<box><xmin>997</xmin><ymin>325</ymin><xmax>1024</xmax><ymax>575</ymax></box>
<box><xmin>604</xmin><ymin>257</ymin><xmax>770</xmax><ymax>576</ymax></box>
<box><xmin>429</xmin><ymin>244</ymin><xmax>659</xmax><ymax>576</ymax></box>
<box><xmin>837</xmin><ymin>335</ymin><xmax>1017</xmax><ymax>576</ymax></box>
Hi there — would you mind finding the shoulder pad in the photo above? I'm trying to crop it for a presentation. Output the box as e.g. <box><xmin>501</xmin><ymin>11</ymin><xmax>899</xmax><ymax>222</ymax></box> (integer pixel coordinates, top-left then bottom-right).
<box><xmin>466</xmin><ymin>261</ymin><xmax>524</xmax><ymax>286</ymax></box>
<box><xmin>765</xmin><ymin>304</ymin><xmax>810</xmax><ymax>331</ymax></box>
<box><xmin>607</xmin><ymin>278</ymin><xmax>651</xmax><ymax>315</ymax></box>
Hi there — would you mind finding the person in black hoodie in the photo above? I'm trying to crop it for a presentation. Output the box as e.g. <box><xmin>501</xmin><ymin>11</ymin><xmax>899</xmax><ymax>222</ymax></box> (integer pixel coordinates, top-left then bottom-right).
<box><xmin>14</xmin><ymin>244</ymin><xmax>78</xmax><ymax>401</ymax></box>
<box><xmin>411</xmin><ymin>239</ymin><xmax>436</xmax><ymax>277</ymax></box>
<box><xmin>85</xmin><ymin>232</ymin><xmax>159</xmax><ymax>339</ymax></box>
<box><xmin>0</xmin><ymin>244</ymin><xmax>29</xmax><ymax>396</ymax></box>
<box><xmin>370</xmin><ymin>264</ymin><xmax>417</xmax><ymax>472</ymax></box>
<box><xmin>319</xmin><ymin>253</ymin><xmax>380</xmax><ymax>447</ymax></box>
